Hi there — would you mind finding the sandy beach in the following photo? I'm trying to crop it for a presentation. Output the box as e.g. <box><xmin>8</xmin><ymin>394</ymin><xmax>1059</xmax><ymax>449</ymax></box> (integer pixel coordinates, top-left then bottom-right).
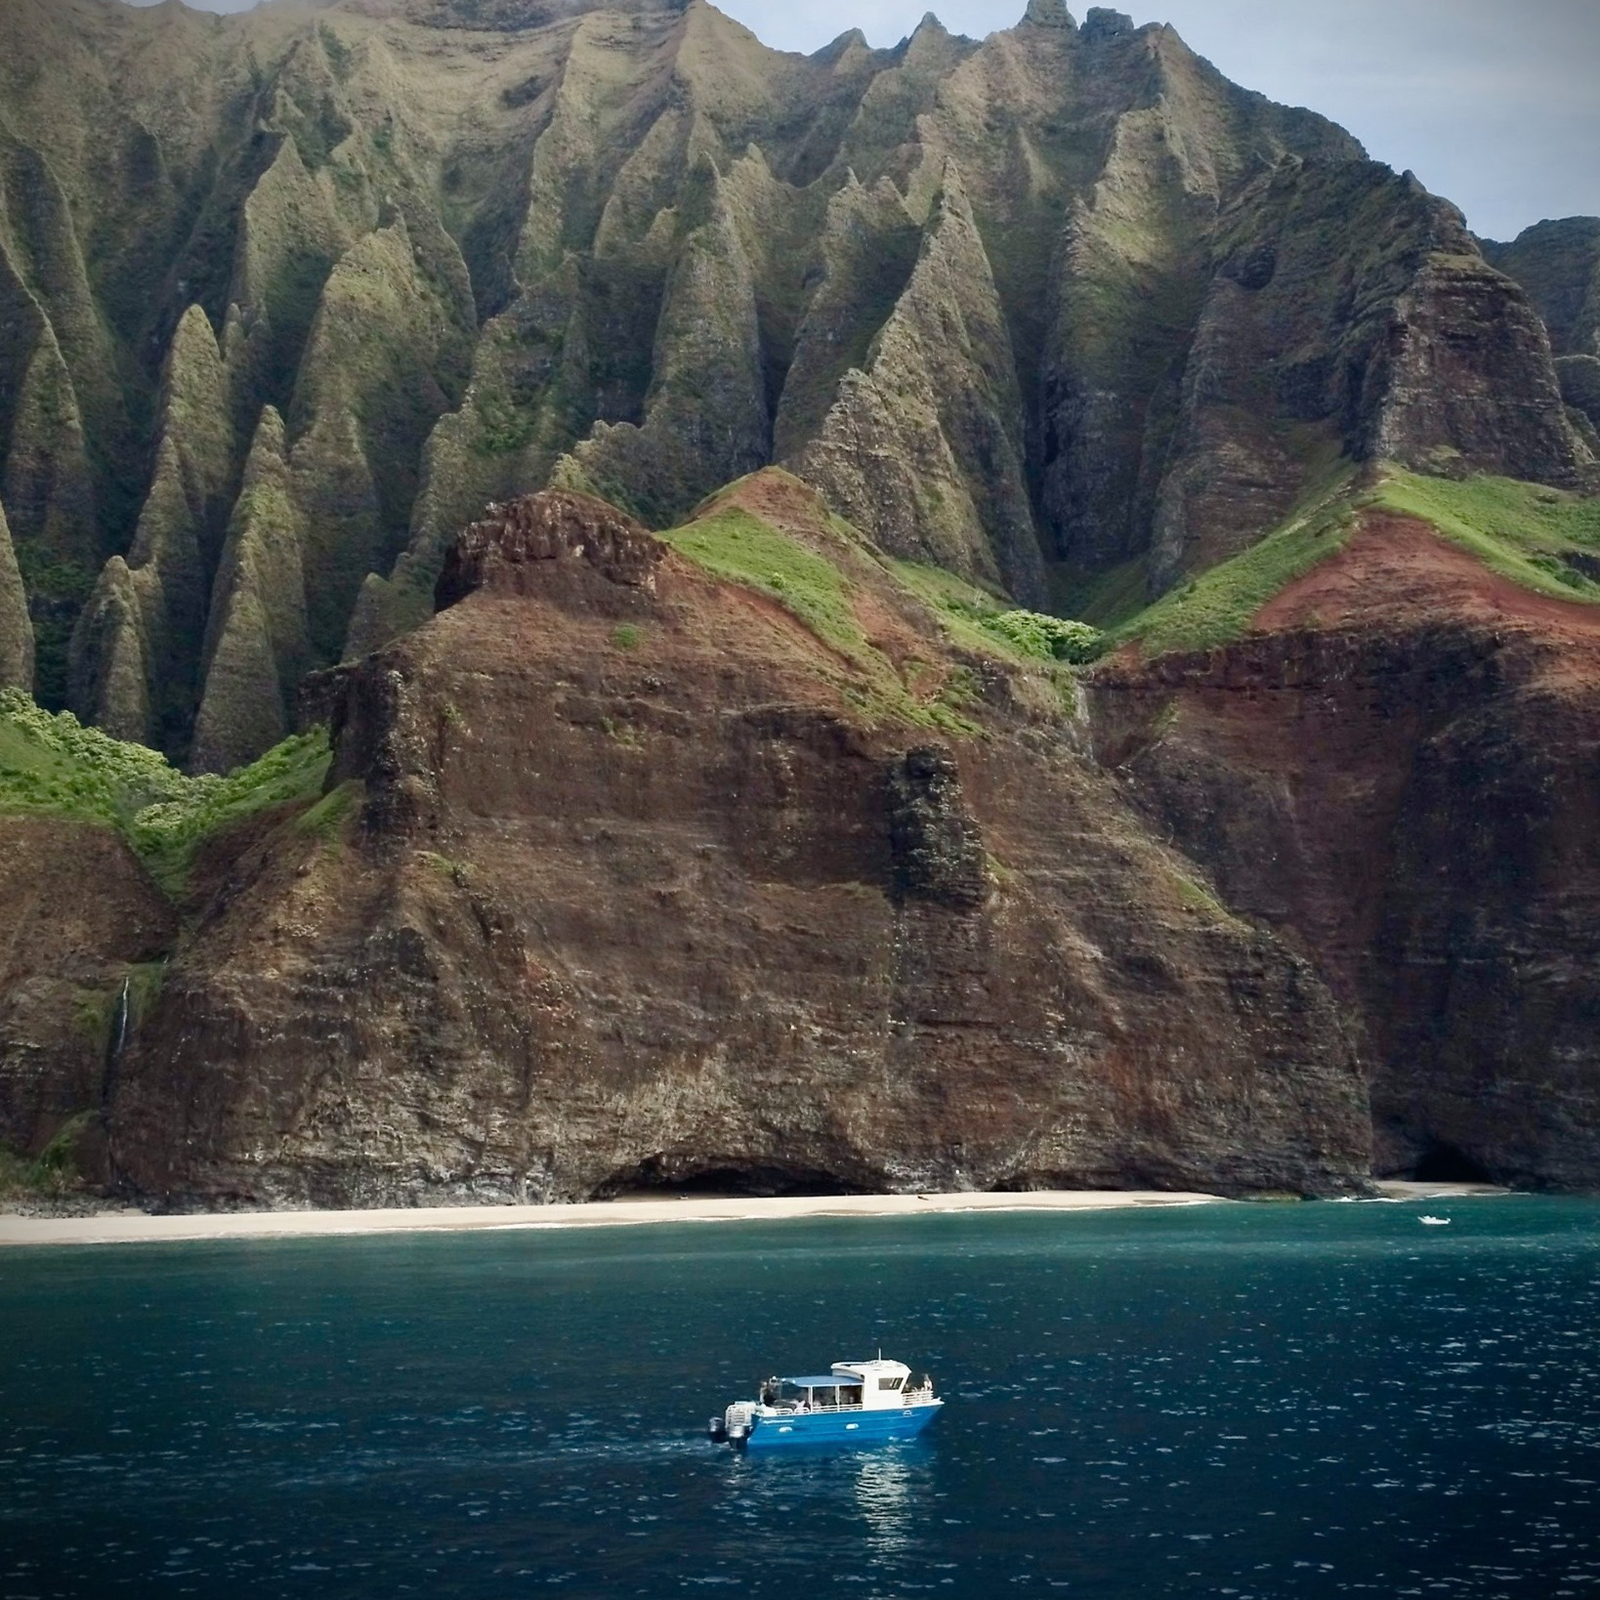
<box><xmin>0</xmin><ymin>1188</ymin><xmax>1233</xmax><ymax>1248</ymax></box>
<box><xmin>0</xmin><ymin>1181</ymin><xmax>1510</xmax><ymax>1249</ymax></box>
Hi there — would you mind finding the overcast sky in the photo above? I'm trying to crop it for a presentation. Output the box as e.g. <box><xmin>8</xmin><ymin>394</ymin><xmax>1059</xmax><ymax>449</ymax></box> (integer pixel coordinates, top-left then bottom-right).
<box><xmin>134</xmin><ymin>0</ymin><xmax>1600</xmax><ymax>241</ymax></box>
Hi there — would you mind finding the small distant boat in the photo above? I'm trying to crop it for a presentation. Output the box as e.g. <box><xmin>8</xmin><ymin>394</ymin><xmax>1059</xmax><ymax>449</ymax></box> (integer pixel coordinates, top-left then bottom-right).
<box><xmin>1419</xmin><ymin>1215</ymin><xmax>1452</xmax><ymax>1226</ymax></box>
<box><xmin>709</xmin><ymin>1359</ymin><xmax>942</xmax><ymax>1451</ymax></box>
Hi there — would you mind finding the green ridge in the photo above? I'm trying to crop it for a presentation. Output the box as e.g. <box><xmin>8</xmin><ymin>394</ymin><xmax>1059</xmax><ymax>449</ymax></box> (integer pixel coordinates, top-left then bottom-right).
<box><xmin>0</xmin><ymin>689</ymin><xmax>331</xmax><ymax>895</ymax></box>
<box><xmin>1372</xmin><ymin>471</ymin><xmax>1600</xmax><ymax>602</ymax></box>
<box><xmin>1109</xmin><ymin>467</ymin><xmax>1600</xmax><ymax>660</ymax></box>
<box><xmin>1111</xmin><ymin>476</ymin><xmax>1359</xmax><ymax>656</ymax></box>
<box><xmin>660</xmin><ymin>496</ymin><xmax>1091</xmax><ymax>729</ymax></box>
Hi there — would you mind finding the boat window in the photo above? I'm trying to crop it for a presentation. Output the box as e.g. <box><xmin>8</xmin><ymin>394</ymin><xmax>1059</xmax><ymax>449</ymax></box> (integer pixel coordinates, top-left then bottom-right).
<box><xmin>879</xmin><ymin>1376</ymin><xmax>905</xmax><ymax>1391</ymax></box>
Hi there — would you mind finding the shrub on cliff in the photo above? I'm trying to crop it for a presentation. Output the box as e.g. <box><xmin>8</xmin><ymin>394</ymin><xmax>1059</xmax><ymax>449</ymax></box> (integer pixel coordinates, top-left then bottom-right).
<box><xmin>985</xmin><ymin>611</ymin><xmax>1105</xmax><ymax>664</ymax></box>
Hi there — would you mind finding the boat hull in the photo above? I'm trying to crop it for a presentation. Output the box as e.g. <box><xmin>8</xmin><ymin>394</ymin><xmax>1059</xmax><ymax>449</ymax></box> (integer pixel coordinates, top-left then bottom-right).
<box><xmin>743</xmin><ymin>1402</ymin><xmax>941</xmax><ymax>1451</ymax></box>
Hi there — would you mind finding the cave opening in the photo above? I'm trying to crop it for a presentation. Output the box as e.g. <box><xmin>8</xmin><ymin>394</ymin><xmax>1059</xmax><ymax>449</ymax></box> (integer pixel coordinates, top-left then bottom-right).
<box><xmin>1410</xmin><ymin>1140</ymin><xmax>1494</xmax><ymax>1184</ymax></box>
<box><xmin>595</xmin><ymin>1158</ymin><xmax>870</xmax><ymax>1201</ymax></box>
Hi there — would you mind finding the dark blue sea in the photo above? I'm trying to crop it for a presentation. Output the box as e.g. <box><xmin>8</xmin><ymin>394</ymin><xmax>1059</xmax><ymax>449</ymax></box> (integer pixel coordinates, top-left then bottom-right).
<box><xmin>3</xmin><ymin>1198</ymin><xmax>1598</xmax><ymax>1598</ymax></box>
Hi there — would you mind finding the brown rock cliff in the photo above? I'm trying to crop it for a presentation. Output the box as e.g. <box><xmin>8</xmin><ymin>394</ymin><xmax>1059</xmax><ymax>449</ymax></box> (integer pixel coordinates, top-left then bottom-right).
<box><xmin>104</xmin><ymin>486</ymin><xmax>1369</xmax><ymax>1205</ymax></box>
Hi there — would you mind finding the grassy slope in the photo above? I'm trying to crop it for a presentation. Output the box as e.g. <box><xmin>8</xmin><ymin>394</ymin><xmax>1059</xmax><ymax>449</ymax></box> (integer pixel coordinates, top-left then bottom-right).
<box><xmin>1109</xmin><ymin>468</ymin><xmax>1600</xmax><ymax>659</ymax></box>
<box><xmin>0</xmin><ymin>690</ymin><xmax>331</xmax><ymax>896</ymax></box>
<box><xmin>657</xmin><ymin>492</ymin><xmax>1089</xmax><ymax>730</ymax></box>
<box><xmin>1372</xmin><ymin>471</ymin><xmax>1600</xmax><ymax>601</ymax></box>
<box><xmin>1110</xmin><ymin>473</ymin><xmax>1360</xmax><ymax>657</ymax></box>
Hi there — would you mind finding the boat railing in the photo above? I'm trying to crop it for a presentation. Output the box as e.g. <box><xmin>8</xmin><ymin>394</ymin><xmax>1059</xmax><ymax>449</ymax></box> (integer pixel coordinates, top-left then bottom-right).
<box><xmin>765</xmin><ymin>1387</ymin><xmax>936</xmax><ymax>1416</ymax></box>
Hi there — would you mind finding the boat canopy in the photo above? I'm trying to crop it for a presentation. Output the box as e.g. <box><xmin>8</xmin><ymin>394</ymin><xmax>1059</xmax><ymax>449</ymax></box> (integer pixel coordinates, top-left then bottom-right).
<box><xmin>781</xmin><ymin>1375</ymin><xmax>853</xmax><ymax>1389</ymax></box>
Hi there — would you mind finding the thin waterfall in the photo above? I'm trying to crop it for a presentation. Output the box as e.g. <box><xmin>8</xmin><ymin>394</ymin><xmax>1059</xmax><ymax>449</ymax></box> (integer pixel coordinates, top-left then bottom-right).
<box><xmin>102</xmin><ymin>976</ymin><xmax>132</xmax><ymax>1107</ymax></box>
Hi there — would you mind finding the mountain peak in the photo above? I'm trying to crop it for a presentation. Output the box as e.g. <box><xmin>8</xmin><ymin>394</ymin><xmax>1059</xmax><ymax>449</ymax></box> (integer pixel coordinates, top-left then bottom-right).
<box><xmin>1022</xmin><ymin>0</ymin><xmax>1076</xmax><ymax>28</ymax></box>
<box><xmin>1081</xmin><ymin>7</ymin><xmax>1135</xmax><ymax>40</ymax></box>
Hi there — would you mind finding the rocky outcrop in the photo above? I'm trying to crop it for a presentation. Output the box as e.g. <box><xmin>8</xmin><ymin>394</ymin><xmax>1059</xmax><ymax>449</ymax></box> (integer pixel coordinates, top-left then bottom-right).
<box><xmin>1</xmin><ymin>323</ymin><xmax>97</xmax><ymax>578</ymax></box>
<box><xmin>0</xmin><ymin>498</ymin><xmax>33</xmax><ymax>692</ymax></box>
<box><xmin>561</xmin><ymin>162</ymin><xmax>772</xmax><ymax>526</ymax></box>
<box><xmin>1485</xmin><ymin>217</ymin><xmax>1600</xmax><ymax>358</ymax></box>
<box><xmin>70</xmin><ymin>306</ymin><xmax>237</xmax><ymax>753</ymax></box>
<box><xmin>885</xmin><ymin>746</ymin><xmax>987</xmax><ymax>909</ymax></box>
<box><xmin>1149</xmin><ymin>165</ymin><xmax>1594</xmax><ymax>591</ymax></box>
<box><xmin>101</xmin><ymin>485</ymin><xmax>1368</xmax><ymax>1206</ymax></box>
<box><xmin>1091</xmin><ymin>510</ymin><xmax>1600</xmax><ymax>1189</ymax></box>
<box><xmin>435</xmin><ymin>489</ymin><xmax>662</xmax><ymax>609</ymax></box>
<box><xmin>1369</xmin><ymin>252</ymin><xmax>1591</xmax><ymax>490</ymax></box>
<box><xmin>66</xmin><ymin>557</ymin><xmax>153</xmax><ymax>746</ymax></box>
<box><xmin>1486</xmin><ymin>218</ymin><xmax>1600</xmax><ymax>442</ymax></box>
<box><xmin>1558</xmin><ymin>355</ymin><xmax>1600</xmax><ymax>437</ymax></box>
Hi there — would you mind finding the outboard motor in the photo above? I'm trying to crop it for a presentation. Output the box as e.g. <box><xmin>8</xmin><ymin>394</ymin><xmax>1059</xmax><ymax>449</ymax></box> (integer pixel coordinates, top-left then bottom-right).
<box><xmin>707</xmin><ymin>1414</ymin><xmax>728</xmax><ymax>1444</ymax></box>
<box><xmin>722</xmin><ymin>1401</ymin><xmax>755</xmax><ymax>1448</ymax></box>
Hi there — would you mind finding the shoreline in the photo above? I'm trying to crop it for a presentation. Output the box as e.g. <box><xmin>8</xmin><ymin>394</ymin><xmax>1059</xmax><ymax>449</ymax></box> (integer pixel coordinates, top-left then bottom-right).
<box><xmin>0</xmin><ymin>1181</ymin><xmax>1507</xmax><ymax>1249</ymax></box>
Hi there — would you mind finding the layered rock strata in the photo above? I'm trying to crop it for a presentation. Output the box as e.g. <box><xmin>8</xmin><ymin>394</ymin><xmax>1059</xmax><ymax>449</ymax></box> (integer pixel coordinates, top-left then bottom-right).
<box><xmin>102</xmin><ymin>487</ymin><xmax>1370</xmax><ymax>1205</ymax></box>
<box><xmin>1090</xmin><ymin>511</ymin><xmax>1600</xmax><ymax>1190</ymax></box>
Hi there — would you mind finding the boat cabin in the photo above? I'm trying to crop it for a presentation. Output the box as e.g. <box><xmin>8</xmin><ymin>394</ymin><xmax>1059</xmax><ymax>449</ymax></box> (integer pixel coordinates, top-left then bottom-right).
<box><xmin>763</xmin><ymin>1360</ymin><xmax>915</xmax><ymax>1414</ymax></box>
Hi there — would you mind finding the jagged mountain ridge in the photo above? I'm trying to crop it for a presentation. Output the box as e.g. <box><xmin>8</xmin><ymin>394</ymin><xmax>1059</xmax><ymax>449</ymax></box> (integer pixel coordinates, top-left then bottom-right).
<box><xmin>2</xmin><ymin>0</ymin><xmax>1590</xmax><ymax>768</ymax></box>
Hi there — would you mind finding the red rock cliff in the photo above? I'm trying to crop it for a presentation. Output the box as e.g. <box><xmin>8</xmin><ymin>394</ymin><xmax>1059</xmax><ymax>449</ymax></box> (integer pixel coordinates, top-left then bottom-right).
<box><xmin>1091</xmin><ymin>511</ymin><xmax>1600</xmax><ymax>1189</ymax></box>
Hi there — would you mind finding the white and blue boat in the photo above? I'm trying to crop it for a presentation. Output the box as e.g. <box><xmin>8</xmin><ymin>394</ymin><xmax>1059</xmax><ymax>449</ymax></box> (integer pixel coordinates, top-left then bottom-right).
<box><xmin>709</xmin><ymin>1359</ymin><xmax>942</xmax><ymax>1451</ymax></box>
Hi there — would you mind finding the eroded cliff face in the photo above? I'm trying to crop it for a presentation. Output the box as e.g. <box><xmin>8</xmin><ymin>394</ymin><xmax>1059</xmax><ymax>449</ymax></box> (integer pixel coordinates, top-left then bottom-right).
<box><xmin>103</xmin><ymin>486</ymin><xmax>1369</xmax><ymax>1205</ymax></box>
<box><xmin>0</xmin><ymin>816</ymin><xmax>176</xmax><ymax>1170</ymax></box>
<box><xmin>1</xmin><ymin>0</ymin><xmax>1591</xmax><ymax>766</ymax></box>
<box><xmin>1090</xmin><ymin>512</ymin><xmax>1600</xmax><ymax>1189</ymax></box>
<box><xmin>1486</xmin><ymin>219</ymin><xmax>1600</xmax><ymax>446</ymax></box>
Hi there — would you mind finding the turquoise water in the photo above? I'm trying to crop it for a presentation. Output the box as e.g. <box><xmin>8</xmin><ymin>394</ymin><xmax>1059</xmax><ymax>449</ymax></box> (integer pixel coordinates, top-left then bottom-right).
<box><xmin>2</xmin><ymin>1199</ymin><xmax>1598</xmax><ymax>1598</ymax></box>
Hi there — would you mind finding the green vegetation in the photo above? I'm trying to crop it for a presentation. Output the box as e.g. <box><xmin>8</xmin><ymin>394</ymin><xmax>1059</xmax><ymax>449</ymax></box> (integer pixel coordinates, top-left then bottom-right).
<box><xmin>986</xmin><ymin>611</ymin><xmax>1104</xmax><ymax>664</ymax></box>
<box><xmin>662</xmin><ymin>507</ymin><xmax>867</xmax><ymax>661</ymax></box>
<box><xmin>661</xmin><ymin>498</ymin><xmax>1106</xmax><ymax>733</ymax></box>
<box><xmin>420</xmin><ymin>849</ymin><xmax>472</xmax><ymax>883</ymax></box>
<box><xmin>12</xmin><ymin>545</ymin><xmax>96</xmax><ymax>710</ymax></box>
<box><xmin>0</xmin><ymin>689</ymin><xmax>332</xmax><ymax>894</ymax></box>
<box><xmin>293</xmin><ymin>779</ymin><xmax>361</xmax><ymax>842</ymax></box>
<box><xmin>1110</xmin><ymin>480</ymin><xmax>1358</xmax><ymax>657</ymax></box>
<box><xmin>611</xmin><ymin>623</ymin><xmax>642</xmax><ymax>651</ymax></box>
<box><xmin>1049</xmin><ymin>557</ymin><xmax>1151</xmax><ymax>630</ymax></box>
<box><xmin>889</xmin><ymin>560</ymin><xmax>1024</xmax><ymax>658</ymax></box>
<box><xmin>1105</xmin><ymin>465</ymin><xmax>1600</xmax><ymax>662</ymax></box>
<box><xmin>0</xmin><ymin>1111</ymin><xmax>96</xmax><ymax>1199</ymax></box>
<box><xmin>661</xmin><ymin>507</ymin><xmax>977</xmax><ymax>730</ymax></box>
<box><xmin>890</xmin><ymin>562</ymin><xmax>1103</xmax><ymax>663</ymax></box>
<box><xmin>1373</xmin><ymin>470</ymin><xmax>1600</xmax><ymax>601</ymax></box>
<box><xmin>1171</xmin><ymin>868</ymin><xmax>1236</xmax><ymax>924</ymax></box>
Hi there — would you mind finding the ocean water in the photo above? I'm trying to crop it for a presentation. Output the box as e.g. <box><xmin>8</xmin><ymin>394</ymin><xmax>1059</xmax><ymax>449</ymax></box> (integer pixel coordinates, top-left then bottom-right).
<box><xmin>2</xmin><ymin>1198</ymin><xmax>1598</xmax><ymax>1599</ymax></box>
